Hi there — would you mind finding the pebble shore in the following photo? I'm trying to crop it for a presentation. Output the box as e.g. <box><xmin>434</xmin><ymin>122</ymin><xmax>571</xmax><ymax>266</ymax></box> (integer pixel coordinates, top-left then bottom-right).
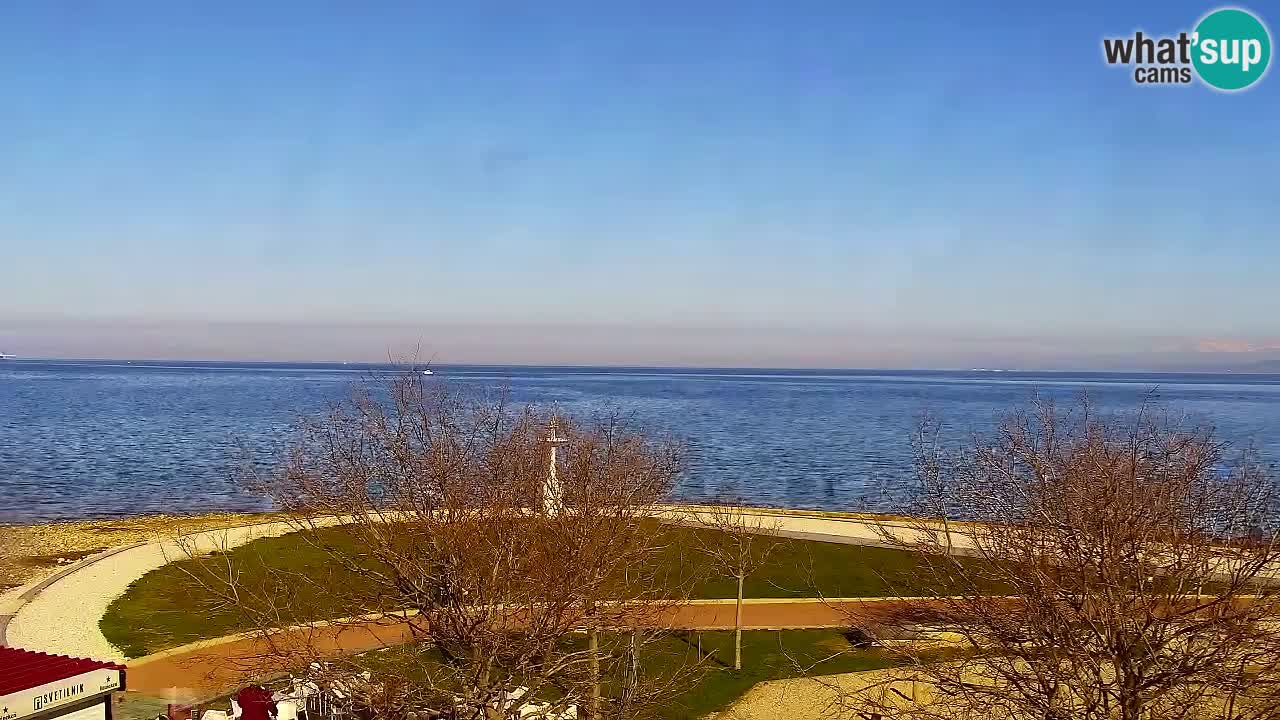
<box><xmin>0</xmin><ymin>512</ymin><xmax>277</xmax><ymax>589</ymax></box>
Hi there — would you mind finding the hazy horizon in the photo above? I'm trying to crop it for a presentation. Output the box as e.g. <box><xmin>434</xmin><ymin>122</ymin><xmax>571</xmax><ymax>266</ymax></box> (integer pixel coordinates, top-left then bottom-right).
<box><xmin>2</xmin><ymin>2</ymin><xmax>1276</xmax><ymax>370</ymax></box>
<box><xmin>4</xmin><ymin>316</ymin><xmax>1278</xmax><ymax>373</ymax></box>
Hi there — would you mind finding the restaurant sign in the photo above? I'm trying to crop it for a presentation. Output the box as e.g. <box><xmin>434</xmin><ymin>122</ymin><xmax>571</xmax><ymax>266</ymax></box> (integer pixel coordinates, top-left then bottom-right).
<box><xmin>0</xmin><ymin>669</ymin><xmax>121</xmax><ymax>720</ymax></box>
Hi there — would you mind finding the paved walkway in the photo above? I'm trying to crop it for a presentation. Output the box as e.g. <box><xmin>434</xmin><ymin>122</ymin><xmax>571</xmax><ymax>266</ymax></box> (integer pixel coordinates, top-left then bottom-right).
<box><xmin>125</xmin><ymin>597</ymin><xmax>928</xmax><ymax>701</ymax></box>
<box><xmin>0</xmin><ymin>507</ymin><xmax>956</xmax><ymax>662</ymax></box>
<box><xmin>654</xmin><ymin>505</ymin><xmax>966</xmax><ymax>551</ymax></box>
<box><xmin>1</xmin><ymin>519</ymin><xmax>339</xmax><ymax>659</ymax></box>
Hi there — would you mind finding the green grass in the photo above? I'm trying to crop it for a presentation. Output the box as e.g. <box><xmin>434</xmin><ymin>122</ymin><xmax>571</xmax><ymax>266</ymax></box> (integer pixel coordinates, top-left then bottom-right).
<box><xmin>647</xmin><ymin>629</ymin><xmax>911</xmax><ymax>720</ymax></box>
<box><xmin>201</xmin><ymin>630</ymin><xmax>909</xmax><ymax>720</ymax></box>
<box><xmin>101</xmin><ymin>528</ymin><xmax>375</xmax><ymax>658</ymax></box>
<box><xmin>102</xmin><ymin>522</ymin><xmax>987</xmax><ymax>658</ymax></box>
<box><xmin>367</xmin><ymin>628</ymin><xmax>907</xmax><ymax>719</ymax></box>
<box><xmin>653</xmin><ymin>523</ymin><xmax>972</xmax><ymax>599</ymax></box>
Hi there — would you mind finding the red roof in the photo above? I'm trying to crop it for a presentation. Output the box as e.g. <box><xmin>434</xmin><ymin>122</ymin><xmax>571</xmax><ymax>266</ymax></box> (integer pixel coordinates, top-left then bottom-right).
<box><xmin>0</xmin><ymin>647</ymin><xmax>125</xmax><ymax>696</ymax></box>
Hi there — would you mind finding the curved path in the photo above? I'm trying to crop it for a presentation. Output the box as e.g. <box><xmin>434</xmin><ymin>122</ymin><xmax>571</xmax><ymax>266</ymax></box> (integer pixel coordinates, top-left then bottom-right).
<box><xmin>125</xmin><ymin>597</ymin><xmax>927</xmax><ymax>701</ymax></box>
<box><xmin>0</xmin><ymin>507</ymin><xmax>955</xmax><ymax>661</ymax></box>
<box><xmin>0</xmin><ymin>518</ymin><xmax>341</xmax><ymax>659</ymax></box>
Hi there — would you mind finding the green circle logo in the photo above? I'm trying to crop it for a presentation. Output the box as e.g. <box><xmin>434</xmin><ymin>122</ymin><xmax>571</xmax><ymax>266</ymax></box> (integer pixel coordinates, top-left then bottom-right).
<box><xmin>1192</xmin><ymin>8</ymin><xmax>1271</xmax><ymax>91</ymax></box>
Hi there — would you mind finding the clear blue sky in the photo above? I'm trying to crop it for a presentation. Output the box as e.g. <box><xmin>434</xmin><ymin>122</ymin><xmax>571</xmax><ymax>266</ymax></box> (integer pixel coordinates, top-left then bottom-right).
<box><xmin>1</xmin><ymin>1</ymin><xmax>1276</xmax><ymax>368</ymax></box>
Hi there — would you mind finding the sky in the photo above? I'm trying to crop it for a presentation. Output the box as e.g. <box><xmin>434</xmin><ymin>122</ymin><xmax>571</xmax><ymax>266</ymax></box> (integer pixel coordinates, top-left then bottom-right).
<box><xmin>1</xmin><ymin>1</ymin><xmax>1277</xmax><ymax>369</ymax></box>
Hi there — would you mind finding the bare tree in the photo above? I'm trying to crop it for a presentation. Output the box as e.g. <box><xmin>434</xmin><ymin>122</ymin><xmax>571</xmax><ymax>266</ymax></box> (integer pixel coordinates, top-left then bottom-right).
<box><xmin>176</xmin><ymin>373</ymin><xmax>695</xmax><ymax>719</ymax></box>
<box><xmin>857</xmin><ymin>395</ymin><xmax>1280</xmax><ymax>720</ymax></box>
<box><xmin>687</xmin><ymin>501</ymin><xmax>783</xmax><ymax>670</ymax></box>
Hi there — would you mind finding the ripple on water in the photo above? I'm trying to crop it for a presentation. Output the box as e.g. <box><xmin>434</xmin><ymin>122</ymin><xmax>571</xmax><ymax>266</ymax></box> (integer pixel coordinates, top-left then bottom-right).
<box><xmin>1</xmin><ymin>362</ymin><xmax>1278</xmax><ymax>523</ymax></box>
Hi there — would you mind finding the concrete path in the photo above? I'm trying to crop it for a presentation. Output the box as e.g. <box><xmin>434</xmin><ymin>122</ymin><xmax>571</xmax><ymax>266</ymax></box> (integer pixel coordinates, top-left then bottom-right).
<box><xmin>654</xmin><ymin>505</ymin><xmax>969</xmax><ymax>551</ymax></box>
<box><xmin>1</xmin><ymin>519</ymin><xmax>337</xmax><ymax>660</ymax></box>
<box><xmin>0</xmin><ymin>508</ymin><xmax>947</xmax><ymax>662</ymax></box>
<box><xmin>0</xmin><ymin>542</ymin><xmax>147</xmax><ymax>647</ymax></box>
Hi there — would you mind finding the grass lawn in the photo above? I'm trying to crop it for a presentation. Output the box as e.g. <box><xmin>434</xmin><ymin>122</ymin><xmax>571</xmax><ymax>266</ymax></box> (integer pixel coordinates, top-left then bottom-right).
<box><xmin>102</xmin><ymin>521</ymin><xmax>988</xmax><ymax>658</ymax></box>
<box><xmin>175</xmin><ymin>630</ymin><xmax>910</xmax><ymax>720</ymax></box>
<box><xmin>654</xmin><ymin>523</ymin><xmax>968</xmax><ymax>599</ymax></box>
<box><xmin>649</xmin><ymin>629</ymin><xmax>911</xmax><ymax>720</ymax></box>
<box><xmin>101</xmin><ymin>527</ymin><xmax>374</xmax><ymax>658</ymax></box>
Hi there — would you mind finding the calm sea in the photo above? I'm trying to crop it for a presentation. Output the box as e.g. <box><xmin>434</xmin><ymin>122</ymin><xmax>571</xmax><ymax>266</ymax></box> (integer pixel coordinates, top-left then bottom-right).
<box><xmin>1</xmin><ymin>360</ymin><xmax>1278</xmax><ymax>524</ymax></box>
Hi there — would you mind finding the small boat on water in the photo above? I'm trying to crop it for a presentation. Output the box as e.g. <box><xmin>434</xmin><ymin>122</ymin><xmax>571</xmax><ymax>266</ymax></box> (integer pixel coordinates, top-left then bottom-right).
<box><xmin>422</xmin><ymin>369</ymin><xmax>434</xmax><ymax>375</ymax></box>
<box><xmin>0</xmin><ymin>352</ymin><xmax>15</xmax><ymax>360</ymax></box>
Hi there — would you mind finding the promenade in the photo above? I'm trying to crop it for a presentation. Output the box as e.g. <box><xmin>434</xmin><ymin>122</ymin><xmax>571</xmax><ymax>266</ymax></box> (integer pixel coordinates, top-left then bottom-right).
<box><xmin>0</xmin><ymin>507</ymin><xmax>952</xmax><ymax>659</ymax></box>
<box><xmin>123</xmin><ymin>597</ymin><xmax>926</xmax><ymax>699</ymax></box>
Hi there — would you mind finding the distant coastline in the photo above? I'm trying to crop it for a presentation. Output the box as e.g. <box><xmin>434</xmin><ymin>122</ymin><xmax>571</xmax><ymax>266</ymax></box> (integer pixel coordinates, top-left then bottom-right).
<box><xmin>5</xmin><ymin>356</ymin><xmax>1280</xmax><ymax>376</ymax></box>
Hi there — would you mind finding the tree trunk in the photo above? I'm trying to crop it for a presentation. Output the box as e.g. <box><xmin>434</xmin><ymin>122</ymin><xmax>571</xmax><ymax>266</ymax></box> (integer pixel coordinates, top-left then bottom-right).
<box><xmin>734</xmin><ymin>572</ymin><xmax>744</xmax><ymax>671</ymax></box>
<box><xmin>1122</xmin><ymin>696</ymin><xmax>1144</xmax><ymax>720</ymax></box>
<box><xmin>474</xmin><ymin>645</ymin><xmax>498</xmax><ymax>720</ymax></box>
<box><xmin>620</xmin><ymin>629</ymin><xmax>640</xmax><ymax>719</ymax></box>
<box><xmin>1120</xmin><ymin>672</ymin><xmax>1144</xmax><ymax>720</ymax></box>
<box><xmin>589</xmin><ymin>627</ymin><xmax>601</xmax><ymax>719</ymax></box>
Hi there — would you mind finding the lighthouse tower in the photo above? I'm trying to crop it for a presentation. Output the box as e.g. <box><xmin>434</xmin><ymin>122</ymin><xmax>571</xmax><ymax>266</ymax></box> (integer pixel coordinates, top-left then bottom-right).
<box><xmin>543</xmin><ymin>416</ymin><xmax>568</xmax><ymax>515</ymax></box>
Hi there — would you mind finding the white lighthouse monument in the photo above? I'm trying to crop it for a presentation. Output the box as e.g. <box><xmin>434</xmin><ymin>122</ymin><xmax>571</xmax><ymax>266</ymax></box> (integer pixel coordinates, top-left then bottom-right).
<box><xmin>543</xmin><ymin>416</ymin><xmax>568</xmax><ymax>515</ymax></box>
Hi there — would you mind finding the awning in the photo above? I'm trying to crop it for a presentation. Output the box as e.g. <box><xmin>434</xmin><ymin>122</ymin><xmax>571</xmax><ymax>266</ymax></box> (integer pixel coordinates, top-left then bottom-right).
<box><xmin>0</xmin><ymin>648</ymin><xmax>125</xmax><ymax>720</ymax></box>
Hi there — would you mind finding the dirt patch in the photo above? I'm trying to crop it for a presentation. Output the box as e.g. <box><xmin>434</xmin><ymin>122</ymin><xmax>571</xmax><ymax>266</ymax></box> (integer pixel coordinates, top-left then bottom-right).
<box><xmin>716</xmin><ymin>668</ymin><xmax>909</xmax><ymax>720</ymax></box>
<box><xmin>14</xmin><ymin>548</ymin><xmax>106</xmax><ymax>567</ymax></box>
<box><xmin>0</xmin><ymin>512</ymin><xmax>280</xmax><ymax>588</ymax></box>
<box><xmin>1</xmin><ymin>547</ymin><xmax>109</xmax><ymax>588</ymax></box>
